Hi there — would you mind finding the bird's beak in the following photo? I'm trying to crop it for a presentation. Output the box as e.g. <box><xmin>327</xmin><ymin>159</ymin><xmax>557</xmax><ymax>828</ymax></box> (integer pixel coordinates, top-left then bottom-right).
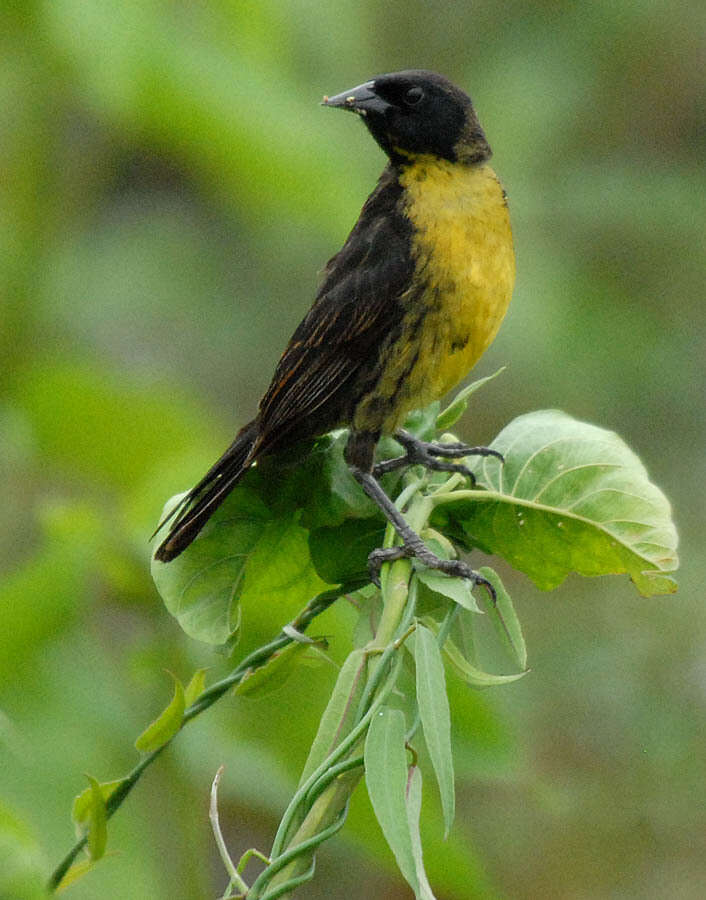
<box><xmin>321</xmin><ymin>81</ymin><xmax>389</xmax><ymax>116</ymax></box>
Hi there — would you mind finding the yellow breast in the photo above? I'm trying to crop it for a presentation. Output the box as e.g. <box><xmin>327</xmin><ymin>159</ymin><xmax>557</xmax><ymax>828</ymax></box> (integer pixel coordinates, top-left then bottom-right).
<box><xmin>394</xmin><ymin>158</ymin><xmax>515</xmax><ymax>420</ymax></box>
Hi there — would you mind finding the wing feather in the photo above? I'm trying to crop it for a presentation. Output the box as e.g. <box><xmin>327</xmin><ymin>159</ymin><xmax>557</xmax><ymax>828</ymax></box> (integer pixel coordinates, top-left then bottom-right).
<box><xmin>254</xmin><ymin>166</ymin><xmax>414</xmax><ymax>451</ymax></box>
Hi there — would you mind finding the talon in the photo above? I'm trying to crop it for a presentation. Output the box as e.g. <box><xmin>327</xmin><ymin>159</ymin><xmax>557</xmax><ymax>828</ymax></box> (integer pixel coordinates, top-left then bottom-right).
<box><xmin>367</xmin><ymin>545</ymin><xmax>410</xmax><ymax>586</ymax></box>
<box><xmin>374</xmin><ymin>430</ymin><xmax>503</xmax><ymax>478</ymax></box>
<box><xmin>472</xmin><ymin>573</ymin><xmax>497</xmax><ymax>604</ymax></box>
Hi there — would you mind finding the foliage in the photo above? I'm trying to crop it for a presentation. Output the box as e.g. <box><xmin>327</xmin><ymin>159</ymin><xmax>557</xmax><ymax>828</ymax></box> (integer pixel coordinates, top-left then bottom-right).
<box><xmin>48</xmin><ymin>379</ymin><xmax>677</xmax><ymax>897</ymax></box>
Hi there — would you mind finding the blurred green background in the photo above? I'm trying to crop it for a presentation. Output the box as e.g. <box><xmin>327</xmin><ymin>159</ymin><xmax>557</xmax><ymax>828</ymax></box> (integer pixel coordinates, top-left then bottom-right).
<box><xmin>1</xmin><ymin>1</ymin><xmax>704</xmax><ymax>898</ymax></box>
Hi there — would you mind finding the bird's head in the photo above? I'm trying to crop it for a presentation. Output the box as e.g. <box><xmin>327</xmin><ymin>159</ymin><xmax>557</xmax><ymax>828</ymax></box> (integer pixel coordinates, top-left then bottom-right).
<box><xmin>323</xmin><ymin>69</ymin><xmax>490</xmax><ymax>166</ymax></box>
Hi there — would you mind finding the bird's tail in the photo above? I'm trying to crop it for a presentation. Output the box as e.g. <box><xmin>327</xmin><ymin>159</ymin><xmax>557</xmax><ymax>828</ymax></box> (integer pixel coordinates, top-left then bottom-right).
<box><xmin>153</xmin><ymin>419</ymin><xmax>259</xmax><ymax>562</ymax></box>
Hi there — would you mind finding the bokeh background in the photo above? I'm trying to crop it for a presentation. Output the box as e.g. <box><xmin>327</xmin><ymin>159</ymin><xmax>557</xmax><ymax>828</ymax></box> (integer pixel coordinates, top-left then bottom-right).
<box><xmin>2</xmin><ymin>2</ymin><xmax>704</xmax><ymax>898</ymax></box>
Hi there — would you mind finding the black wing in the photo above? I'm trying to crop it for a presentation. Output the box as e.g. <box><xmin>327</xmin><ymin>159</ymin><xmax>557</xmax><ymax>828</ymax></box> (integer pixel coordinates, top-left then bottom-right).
<box><xmin>252</xmin><ymin>165</ymin><xmax>414</xmax><ymax>454</ymax></box>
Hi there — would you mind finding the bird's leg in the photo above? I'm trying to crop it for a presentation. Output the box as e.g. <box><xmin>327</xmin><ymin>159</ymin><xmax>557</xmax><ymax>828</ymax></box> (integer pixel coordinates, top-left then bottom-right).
<box><xmin>373</xmin><ymin>428</ymin><xmax>503</xmax><ymax>481</ymax></box>
<box><xmin>349</xmin><ymin>465</ymin><xmax>495</xmax><ymax>602</ymax></box>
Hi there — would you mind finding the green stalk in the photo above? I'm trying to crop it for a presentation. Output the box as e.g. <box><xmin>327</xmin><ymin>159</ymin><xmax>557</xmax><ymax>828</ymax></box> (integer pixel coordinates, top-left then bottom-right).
<box><xmin>258</xmin><ymin>489</ymin><xmax>431</xmax><ymax>898</ymax></box>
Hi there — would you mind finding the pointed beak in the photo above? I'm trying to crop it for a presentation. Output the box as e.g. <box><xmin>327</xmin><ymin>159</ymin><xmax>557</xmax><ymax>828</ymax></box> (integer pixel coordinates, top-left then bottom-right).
<box><xmin>321</xmin><ymin>81</ymin><xmax>389</xmax><ymax>116</ymax></box>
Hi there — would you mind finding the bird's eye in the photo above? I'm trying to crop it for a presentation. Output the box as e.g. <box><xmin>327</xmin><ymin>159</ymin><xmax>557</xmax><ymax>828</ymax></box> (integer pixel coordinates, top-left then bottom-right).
<box><xmin>404</xmin><ymin>87</ymin><xmax>424</xmax><ymax>107</ymax></box>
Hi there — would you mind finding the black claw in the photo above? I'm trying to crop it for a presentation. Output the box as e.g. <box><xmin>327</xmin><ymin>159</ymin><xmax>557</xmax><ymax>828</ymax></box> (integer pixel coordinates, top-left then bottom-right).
<box><xmin>471</xmin><ymin>573</ymin><xmax>497</xmax><ymax>605</ymax></box>
<box><xmin>367</xmin><ymin>546</ymin><xmax>410</xmax><ymax>587</ymax></box>
<box><xmin>368</xmin><ymin>540</ymin><xmax>491</xmax><ymax>597</ymax></box>
<box><xmin>374</xmin><ymin>431</ymin><xmax>503</xmax><ymax>480</ymax></box>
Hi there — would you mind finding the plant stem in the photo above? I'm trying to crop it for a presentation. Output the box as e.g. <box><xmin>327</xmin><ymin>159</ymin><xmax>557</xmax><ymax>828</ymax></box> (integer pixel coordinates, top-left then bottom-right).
<box><xmin>256</xmin><ymin>489</ymin><xmax>432</xmax><ymax>898</ymax></box>
<box><xmin>47</xmin><ymin>588</ymin><xmax>342</xmax><ymax>893</ymax></box>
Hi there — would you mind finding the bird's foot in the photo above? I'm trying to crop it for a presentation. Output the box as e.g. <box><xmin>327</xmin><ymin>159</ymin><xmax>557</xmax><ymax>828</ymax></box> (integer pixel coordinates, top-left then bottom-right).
<box><xmin>367</xmin><ymin>541</ymin><xmax>496</xmax><ymax>603</ymax></box>
<box><xmin>373</xmin><ymin>429</ymin><xmax>503</xmax><ymax>481</ymax></box>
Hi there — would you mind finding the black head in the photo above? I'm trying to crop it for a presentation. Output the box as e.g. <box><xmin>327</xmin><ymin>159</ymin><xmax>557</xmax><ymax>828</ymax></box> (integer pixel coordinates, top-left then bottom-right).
<box><xmin>323</xmin><ymin>69</ymin><xmax>490</xmax><ymax>165</ymax></box>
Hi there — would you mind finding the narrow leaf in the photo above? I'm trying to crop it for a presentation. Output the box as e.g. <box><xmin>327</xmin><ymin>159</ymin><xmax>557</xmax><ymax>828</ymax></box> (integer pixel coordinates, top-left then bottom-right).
<box><xmin>414</xmin><ymin>624</ymin><xmax>455</xmax><ymax>836</ymax></box>
<box><xmin>55</xmin><ymin>858</ymin><xmax>97</xmax><ymax>892</ymax></box>
<box><xmin>299</xmin><ymin>648</ymin><xmax>366</xmax><ymax>785</ymax></box>
<box><xmin>441</xmin><ymin>635</ymin><xmax>527</xmax><ymax>688</ymax></box>
<box><xmin>421</xmin><ymin>617</ymin><xmax>526</xmax><ymax>687</ymax></box>
<box><xmin>435</xmin><ymin>368</ymin><xmax>506</xmax><ymax>431</ymax></box>
<box><xmin>184</xmin><ymin>668</ymin><xmax>208</xmax><ymax>707</ymax></box>
<box><xmin>365</xmin><ymin>707</ymin><xmax>418</xmax><ymax>894</ymax></box>
<box><xmin>134</xmin><ymin>673</ymin><xmax>185</xmax><ymax>753</ymax></box>
<box><xmin>406</xmin><ymin>767</ymin><xmax>437</xmax><ymax>900</ymax></box>
<box><xmin>85</xmin><ymin>776</ymin><xmax>107</xmax><ymax>861</ymax></box>
<box><xmin>234</xmin><ymin>640</ymin><xmax>313</xmax><ymax>698</ymax></box>
<box><xmin>478</xmin><ymin>567</ymin><xmax>527</xmax><ymax>669</ymax></box>
<box><xmin>72</xmin><ymin>779</ymin><xmax>124</xmax><ymax>827</ymax></box>
<box><xmin>416</xmin><ymin>568</ymin><xmax>481</xmax><ymax>613</ymax></box>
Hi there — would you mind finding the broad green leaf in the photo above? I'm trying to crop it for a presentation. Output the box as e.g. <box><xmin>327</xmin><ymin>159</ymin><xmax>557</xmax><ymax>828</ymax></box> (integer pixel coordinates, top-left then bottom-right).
<box><xmin>414</xmin><ymin>624</ymin><xmax>455</xmax><ymax>836</ymax></box>
<box><xmin>406</xmin><ymin>767</ymin><xmax>437</xmax><ymax>900</ymax></box>
<box><xmin>436</xmin><ymin>368</ymin><xmax>506</xmax><ymax>431</ymax></box>
<box><xmin>365</xmin><ymin>707</ymin><xmax>418</xmax><ymax>894</ymax></box>
<box><xmin>151</xmin><ymin>487</ymin><xmax>268</xmax><ymax>644</ymax></box>
<box><xmin>234</xmin><ymin>639</ymin><xmax>314</xmax><ymax>698</ymax></box>
<box><xmin>135</xmin><ymin>674</ymin><xmax>185</xmax><ymax>753</ymax></box>
<box><xmin>438</xmin><ymin>410</ymin><xmax>678</xmax><ymax>596</ymax></box>
<box><xmin>422</xmin><ymin>618</ymin><xmax>527</xmax><ymax>688</ymax></box>
<box><xmin>477</xmin><ymin>567</ymin><xmax>527</xmax><ymax>669</ymax></box>
<box><xmin>299</xmin><ymin>648</ymin><xmax>367</xmax><ymax>785</ymax></box>
<box><xmin>184</xmin><ymin>668</ymin><xmax>208</xmax><ymax>707</ymax></box>
<box><xmin>152</xmin><ymin>487</ymin><xmax>327</xmax><ymax>644</ymax></box>
<box><xmin>72</xmin><ymin>779</ymin><xmax>125</xmax><ymax>827</ymax></box>
<box><xmin>84</xmin><ymin>776</ymin><xmax>107</xmax><ymax>860</ymax></box>
<box><xmin>415</xmin><ymin>568</ymin><xmax>481</xmax><ymax>614</ymax></box>
<box><xmin>308</xmin><ymin>517</ymin><xmax>385</xmax><ymax>585</ymax></box>
<box><xmin>301</xmin><ymin>430</ymin><xmax>381</xmax><ymax>529</ymax></box>
<box><xmin>239</xmin><ymin>514</ymin><xmax>329</xmax><ymax>612</ymax></box>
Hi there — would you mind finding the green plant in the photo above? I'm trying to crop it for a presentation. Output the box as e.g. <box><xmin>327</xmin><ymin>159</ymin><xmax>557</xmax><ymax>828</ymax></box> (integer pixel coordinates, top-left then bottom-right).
<box><xmin>48</xmin><ymin>375</ymin><xmax>678</xmax><ymax>897</ymax></box>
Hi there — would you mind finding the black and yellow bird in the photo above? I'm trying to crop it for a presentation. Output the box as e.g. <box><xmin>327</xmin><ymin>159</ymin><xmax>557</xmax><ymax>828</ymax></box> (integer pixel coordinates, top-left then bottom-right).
<box><xmin>154</xmin><ymin>70</ymin><xmax>515</xmax><ymax>587</ymax></box>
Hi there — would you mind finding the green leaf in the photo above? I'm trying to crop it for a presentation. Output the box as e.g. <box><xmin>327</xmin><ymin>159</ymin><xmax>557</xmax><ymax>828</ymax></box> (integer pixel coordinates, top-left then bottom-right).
<box><xmin>54</xmin><ymin>858</ymin><xmax>98</xmax><ymax>893</ymax></box>
<box><xmin>233</xmin><ymin>639</ymin><xmax>313</xmax><ymax>698</ymax></box>
<box><xmin>299</xmin><ymin>648</ymin><xmax>367</xmax><ymax>785</ymax></box>
<box><xmin>405</xmin><ymin>767</ymin><xmax>437</xmax><ymax>900</ymax></box>
<box><xmin>301</xmin><ymin>431</ymin><xmax>381</xmax><ymax>529</ymax></box>
<box><xmin>415</xmin><ymin>568</ymin><xmax>481</xmax><ymax>613</ymax></box>
<box><xmin>72</xmin><ymin>779</ymin><xmax>125</xmax><ymax>827</ymax></box>
<box><xmin>239</xmin><ymin>513</ymin><xmax>329</xmax><ymax>612</ymax></box>
<box><xmin>308</xmin><ymin>517</ymin><xmax>384</xmax><ymax>585</ymax></box>
<box><xmin>365</xmin><ymin>707</ymin><xmax>418</xmax><ymax>894</ymax></box>
<box><xmin>151</xmin><ymin>487</ymin><xmax>266</xmax><ymax>644</ymax></box>
<box><xmin>184</xmin><ymin>668</ymin><xmax>208</xmax><ymax>707</ymax></box>
<box><xmin>84</xmin><ymin>776</ymin><xmax>107</xmax><ymax>861</ymax></box>
<box><xmin>439</xmin><ymin>410</ymin><xmax>678</xmax><ymax>596</ymax></box>
<box><xmin>403</xmin><ymin>402</ymin><xmax>442</xmax><ymax>441</ymax></box>
<box><xmin>477</xmin><ymin>567</ymin><xmax>527</xmax><ymax>669</ymax></box>
<box><xmin>422</xmin><ymin>618</ymin><xmax>527</xmax><ymax>688</ymax></box>
<box><xmin>436</xmin><ymin>367</ymin><xmax>506</xmax><ymax>431</ymax></box>
<box><xmin>414</xmin><ymin>624</ymin><xmax>455</xmax><ymax>836</ymax></box>
<box><xmin>134</xmin><ymin>673</ymin><xmax>185</xmax><ymax>753</ymax></box>
<box><xmin>152</xmin><ymin>487</ymin><xmax>327</xmax><ymax>644</ymax></box>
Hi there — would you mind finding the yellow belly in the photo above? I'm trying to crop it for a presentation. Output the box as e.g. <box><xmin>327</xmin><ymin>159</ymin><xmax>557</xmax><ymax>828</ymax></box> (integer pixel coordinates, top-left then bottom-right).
<box><xmin>391</xmin><ymin>158</ymin><xmax>514</xmax><ymax>426</ymax></box>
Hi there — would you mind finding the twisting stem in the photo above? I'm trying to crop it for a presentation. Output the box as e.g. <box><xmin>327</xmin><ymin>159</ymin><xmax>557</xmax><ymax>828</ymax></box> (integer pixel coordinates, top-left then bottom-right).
<box><xmin>47</xmin><ymin>588</ymin><xmax>342</xmax><ymax>893</ymax></box>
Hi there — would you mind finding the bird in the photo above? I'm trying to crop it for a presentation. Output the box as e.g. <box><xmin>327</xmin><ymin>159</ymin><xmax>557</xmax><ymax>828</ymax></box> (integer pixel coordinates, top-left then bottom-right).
<box><xmin>154</xmin><ymin>69</ymin><xmax>515</xmax><ymax>589</ymax></box>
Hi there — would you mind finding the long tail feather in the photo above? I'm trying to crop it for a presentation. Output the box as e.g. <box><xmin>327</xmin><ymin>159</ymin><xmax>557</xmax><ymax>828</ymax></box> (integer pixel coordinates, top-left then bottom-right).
<box><xmin>154</xmin><ymin>420</ymin><xmax>259</xmax><ymax>562</ymax></box>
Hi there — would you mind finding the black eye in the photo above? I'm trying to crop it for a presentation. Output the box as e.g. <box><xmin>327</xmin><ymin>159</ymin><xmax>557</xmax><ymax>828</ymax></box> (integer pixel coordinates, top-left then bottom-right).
<box><xmin>404</xmin><ymin>86</ymin><xmax>424</xmax><ymax>107</ymax></box>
